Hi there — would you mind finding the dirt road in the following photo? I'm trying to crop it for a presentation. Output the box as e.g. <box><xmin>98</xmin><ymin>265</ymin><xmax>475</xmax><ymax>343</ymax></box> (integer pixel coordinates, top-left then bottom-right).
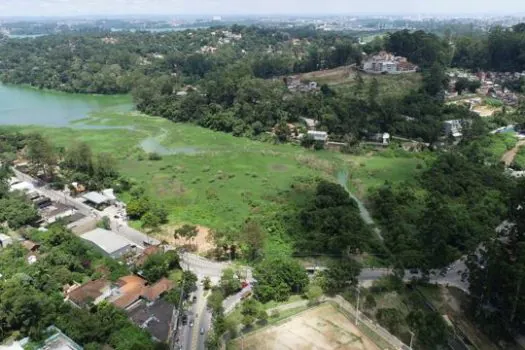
<box><xmin>501</xmin><ymin>140</ymin><xmax>525</xmax><ymax>166</ymax></box>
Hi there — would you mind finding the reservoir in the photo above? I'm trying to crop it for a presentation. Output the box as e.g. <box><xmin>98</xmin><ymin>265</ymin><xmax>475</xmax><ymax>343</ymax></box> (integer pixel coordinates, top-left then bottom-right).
<box><xmin>0</xmin><ymin>84</ymin><xmax>132</xmax><ymax>126</ymax></box>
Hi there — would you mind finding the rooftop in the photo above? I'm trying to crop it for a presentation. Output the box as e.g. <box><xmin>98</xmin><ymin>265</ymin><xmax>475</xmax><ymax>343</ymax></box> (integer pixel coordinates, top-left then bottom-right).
<box><xmin>110</xmin><ymin>275</ymin><xmax>175</xmax><ymax>309</ymax></box>
<box><xmin>127</xmin><ymin>299</ymin><xmax>174</xmax><ymax>342</ymax></box>
<box><xmin>66</xmin><ymin>279</ymin><xmax>111</xmax><ymax>308</ymax></box>
<box><xmin>82</xmin><ymin>192</ymin><xmax>110</xmax><ymax>205</ymax></box>
<box><xmin>135</xmin><ymin>245</ymin><xmax>161</xmax><ymax>267</ymax></box>
<box><xmin>81</xmin><ymin>228</ymin><xmax>138</xmax><ymax>256</ymax></box>
<box><xmin>38</xmin><ymin>326</ymin><xmax>82</xmax><ymax>350</ymax></box>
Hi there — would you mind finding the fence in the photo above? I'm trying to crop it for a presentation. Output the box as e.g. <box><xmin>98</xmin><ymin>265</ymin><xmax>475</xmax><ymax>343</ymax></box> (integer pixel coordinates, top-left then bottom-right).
<box><xmin>326</xmin><ymin>295</ymin><xmax>409</xmax><ymax>350</ymax></box>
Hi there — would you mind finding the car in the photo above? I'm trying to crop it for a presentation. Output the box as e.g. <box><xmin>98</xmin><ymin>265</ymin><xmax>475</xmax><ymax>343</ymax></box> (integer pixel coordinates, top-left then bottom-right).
<box><xmin>200</xmin><ymin>328</ymin><xmax>205</xmax><ymax>335</ymax></box>
<box><xmin>192</xmin><ymin>296</ymin><xmax>197</xmax><ymax>302</ymax></box>
<box><xmin>181</xmin><ymin>314</ymin><xmax>188</xmax><ymax>325</ymax></box>
<box><xmin>189</xmin><ymin>320</ymin><xmax>194</xmax><ymax>327</ymax></box>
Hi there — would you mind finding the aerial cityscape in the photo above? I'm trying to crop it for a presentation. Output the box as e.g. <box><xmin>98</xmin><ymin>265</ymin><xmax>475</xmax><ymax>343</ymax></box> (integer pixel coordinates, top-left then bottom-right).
<box><xmin>0</xmin><ymin>1</ymin><xmax>525</xmax><ymax>350</ymax></box>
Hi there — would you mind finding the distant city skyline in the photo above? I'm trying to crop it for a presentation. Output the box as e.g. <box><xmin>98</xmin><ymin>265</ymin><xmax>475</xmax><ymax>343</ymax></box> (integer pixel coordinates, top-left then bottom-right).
<box><xmin>1</xmin><ymin>0</ymin><xmax>525</xmax><ymax>18</ymax></box>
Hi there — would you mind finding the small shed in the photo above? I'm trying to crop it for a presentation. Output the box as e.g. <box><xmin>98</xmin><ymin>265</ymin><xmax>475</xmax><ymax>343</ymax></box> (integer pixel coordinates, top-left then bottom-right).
<box><xmin>307</xmin><ymin>130</ymin><xmax>328</xmax><ymax>142</ymax></box>
<box><xmin>0</xmin><ymin>233</ymin><xmax>13</xmax><ymax>248</ymax></box>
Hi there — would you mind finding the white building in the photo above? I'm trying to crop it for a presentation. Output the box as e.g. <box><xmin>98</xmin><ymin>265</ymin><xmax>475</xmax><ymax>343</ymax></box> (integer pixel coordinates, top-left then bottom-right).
<box><xmin>443</xmin><ymin>120</ymin><xmax>464</xmax><ymax>138</ymax></box>
<box><xmin>362</xmin><ymin>51</ymin><xmax>418</xmax><ymax>74</ymax></box>
<box><xmin>81</xmin><ymin>228</ymin><xmax>142</xmax><ymax>259</ymax></box>
<box><xmin>0</xmin><ymin>233</ymin><xmax>13</xmax><ymax>248</ymax></box>
<box><xmin>307</xmin><ymin>130</ymin><xmax>328</xmax><ymax>142</ymax></box>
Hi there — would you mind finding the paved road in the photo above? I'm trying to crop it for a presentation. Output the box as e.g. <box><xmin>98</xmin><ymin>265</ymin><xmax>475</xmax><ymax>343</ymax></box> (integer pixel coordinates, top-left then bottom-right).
<box><xmin>357</xmin><ymin>260</ymin><xmax>469</xmax><ymax>292</ymax></box>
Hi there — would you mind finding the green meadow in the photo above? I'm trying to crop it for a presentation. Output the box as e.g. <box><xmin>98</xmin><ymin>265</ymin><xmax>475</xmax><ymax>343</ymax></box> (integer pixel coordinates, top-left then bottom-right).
<box><xmin>7</xmin><ymin>112</ymin><xmax>422</xmax><ymax>231</ymax></box>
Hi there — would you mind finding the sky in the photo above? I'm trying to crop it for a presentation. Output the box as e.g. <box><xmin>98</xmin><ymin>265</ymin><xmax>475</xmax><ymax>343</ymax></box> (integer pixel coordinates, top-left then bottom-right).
<box><xmin>1</xmin><ymin>0</ymin><xmax>525</xmax><ymax>17</ymax></box>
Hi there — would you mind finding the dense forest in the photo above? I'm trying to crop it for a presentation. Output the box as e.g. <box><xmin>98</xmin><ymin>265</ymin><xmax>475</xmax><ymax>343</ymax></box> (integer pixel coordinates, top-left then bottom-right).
<box><xmin>0</xmin><ymin>25</ymin><xmax>471</xmax><ymax>143</ymax></box>
<box><xmin>0</xmin><ymin>224</ymin><xmax>166</xmax><ymax>349</ymax></box>
<box><xmin>370</xmin><ymin>142</ymin><xmax>513</xmax><ymax>269</ymax></box>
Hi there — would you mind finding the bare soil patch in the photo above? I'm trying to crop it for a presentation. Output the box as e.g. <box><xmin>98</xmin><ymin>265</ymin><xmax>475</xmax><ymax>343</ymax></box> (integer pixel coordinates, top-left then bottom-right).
<box><xmin>501</xmin><ymin>140</ymin><xmax>525</xmax><ymax>166</ymax></box>
<box><xmin>234</xmin><ymin>304</ymin><xmax>381</xmax><ymax>350</ymax></box>
<box><xmin>154</xmin><ymin>225</ymin><xmax>215</xmax><ymax>254</ymax></box>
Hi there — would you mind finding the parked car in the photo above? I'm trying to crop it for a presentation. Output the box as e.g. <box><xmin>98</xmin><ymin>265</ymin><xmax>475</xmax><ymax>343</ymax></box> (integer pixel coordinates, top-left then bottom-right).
<box><xmin>200</xmin><ymin>328</ymin><xmax>205</xmax><ymax>335</ymax></box>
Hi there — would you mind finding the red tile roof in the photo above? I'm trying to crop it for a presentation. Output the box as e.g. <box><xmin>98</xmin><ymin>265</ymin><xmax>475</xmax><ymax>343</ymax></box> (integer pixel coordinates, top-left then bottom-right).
<box><xmin>67</xmin><ymin>279</ymin><xmax>111</xmax><ymax>307</ymax></box>
<box><xmin>141</xmin><ymin>278</ymin><xmax>174</xmax><ymax>301</ymax></box>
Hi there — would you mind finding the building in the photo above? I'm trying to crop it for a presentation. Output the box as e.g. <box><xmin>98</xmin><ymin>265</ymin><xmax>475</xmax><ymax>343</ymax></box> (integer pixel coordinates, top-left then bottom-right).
<box><xmin>110</xmin><ymin>275</ymin><xmax>174</xmax><ymax>309</ymax></box>
<box><xmin>362</xmin><ymin>51</ymin><xmax>418</xmax><ymax>74</ymax></box>
<box><xmin>443</xmin><ymin>119</ymin><xmax>464</xmax><ymax>138</ymax></box>
<box><xmin>285</xmin><ymin>76</ymin><xmax>319</xmax><ymax>93</ymax></box>
<box><xmin>82</xmin><ymin>191</ymin><xmax>114</xmax><ymax>209</ymax></box>
<box><xmin>307</xmin><ymin>130</ymin><xmax>328</xmax><ymax>142</ymax></box>
<box><xmin>39</xmin><ymin>202</ymin><xmax>77</xmax><ymax>225</ymax></box>
<box><xmin>21</xmin><ymin>240</ymin><xmax>40</xmax><ymax>252</ymax></box>
<box><xmin>128</xmin><ymin>299</ymin><xmax>175</xmax><ymax>342</ymax></box>
<box><xmin>81</xmin><ymin>228</ymin><xmax>140</xmax><ymax>259</ymax></box>
<box><xmin>65</xmin><ymin>274</ymin><xmax>174</xmax><ymax>310</ymax></box>
<box><xmin>65</xmin><ymin>279</ymin><xmax>113</xmax><ymax>308</ymax></box>
<box><xmin>38</xmin><ymin>326</ymin><xmax>83</xmax><ymax>350</ymax></box>
<box><xmin>9</xmin><ymin>180</ymin><xmax>34</xmax><ymax>193</ymax></box>
<box><xmin>134</xmin><ymin>245</ymin><xmax>162</xmax><ymax>267</ymax></box>
<box><xmin>0</xmin><ymin>233</ymin><xmax>13</xmax><ymax>248</ymax></box>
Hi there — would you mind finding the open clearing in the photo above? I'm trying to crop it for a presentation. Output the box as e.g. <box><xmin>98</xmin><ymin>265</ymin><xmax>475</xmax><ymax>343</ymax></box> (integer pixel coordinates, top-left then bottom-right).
<box><xmin>5</xmin><ymin>112</ymin><xmax>422</xmax><ymax>239</ymax></box>
<box><xmin>292</xmin><ymin>66</ymin><xmax>422</xmax><ymax>98</ymax></box>
<box><xmin>231</xmin><ymin>304</ymin><xmax>380</xmax><ymax>350</ymax></box>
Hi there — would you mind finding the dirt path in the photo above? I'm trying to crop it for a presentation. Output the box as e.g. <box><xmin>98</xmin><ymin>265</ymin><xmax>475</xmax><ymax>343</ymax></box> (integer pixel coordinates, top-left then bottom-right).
<box><xmin>501</xmin><ymin>140</ymin><xmax>525</xmax><ymax>166</ymax></box>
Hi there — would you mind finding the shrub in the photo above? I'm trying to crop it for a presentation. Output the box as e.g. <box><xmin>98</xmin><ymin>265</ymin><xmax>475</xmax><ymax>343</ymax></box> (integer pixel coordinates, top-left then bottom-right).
<box><xmin>148</xmin><ymin>152</ymin><xmax>162</xmax><ymax>161</ymax></box>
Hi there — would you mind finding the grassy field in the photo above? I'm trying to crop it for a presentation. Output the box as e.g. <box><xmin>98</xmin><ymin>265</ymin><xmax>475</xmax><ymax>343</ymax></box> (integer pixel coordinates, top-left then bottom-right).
<box><xmin>6</xmin><ymin>112</ymin><xmax>423</xmax><ymax>247</ymax></box>
<box><xmin>296</xmin><ymin>67</ymin><xmax>422</xmax><ymax>98</ymax></box>
<box><xmin>340</xmin><ymin>151</ymin><xmax>426</xmax><ymax>198</ymax></box>
<box><xmin>485</xmin><ymin>132</ymin><xmax>518</xmax><ymax>161</ymax></box>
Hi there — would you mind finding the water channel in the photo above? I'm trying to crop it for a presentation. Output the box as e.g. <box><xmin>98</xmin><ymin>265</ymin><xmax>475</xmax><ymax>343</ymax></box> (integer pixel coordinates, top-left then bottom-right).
<box><xmin>0</xmin><ymin>84</ymin><xmax>198</xmax><ymax>154</ymax></box>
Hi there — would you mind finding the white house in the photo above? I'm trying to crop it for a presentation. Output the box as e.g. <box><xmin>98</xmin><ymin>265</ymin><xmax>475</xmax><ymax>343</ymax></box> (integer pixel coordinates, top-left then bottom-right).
<box><xmin>443</xmin><ymin>120</ymin><xmax>464</xmax><ymax>138</ymax></box>
<box><xmin>307</xmin><ymin>130</ymin><xmax>328</xmax><ymax>142</ymax></box>
<box><xmin>0</xmin><ymin>233</ymin><xmax>13</xmax><ymax>248</ymax></box>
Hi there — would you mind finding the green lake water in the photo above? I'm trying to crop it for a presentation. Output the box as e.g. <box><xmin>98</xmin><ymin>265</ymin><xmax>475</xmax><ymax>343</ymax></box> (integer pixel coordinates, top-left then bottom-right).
<box><xmin>0</xmin><ymin>84</ymin><xmax>133</xmax><ymax>126</ymax></box>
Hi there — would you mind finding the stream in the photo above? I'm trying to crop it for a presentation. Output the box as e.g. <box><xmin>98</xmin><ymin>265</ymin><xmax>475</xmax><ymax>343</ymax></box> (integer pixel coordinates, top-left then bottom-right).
<box><xmin>336</xmin><ymin>169</ymin><xmax>384</xmax><ymax>241</ymax></box>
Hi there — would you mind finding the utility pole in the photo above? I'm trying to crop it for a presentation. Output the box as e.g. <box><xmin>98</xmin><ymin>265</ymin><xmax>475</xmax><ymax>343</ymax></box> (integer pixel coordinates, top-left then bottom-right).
<box><xmin>409</xmin><ymin>330</ymin><xmax>415</xmax><ymax>350</ymax></box>
<box><xmin>355</xmin><ymin>287</ymin><xmax>360</xmax><ymax>326</ymax></box>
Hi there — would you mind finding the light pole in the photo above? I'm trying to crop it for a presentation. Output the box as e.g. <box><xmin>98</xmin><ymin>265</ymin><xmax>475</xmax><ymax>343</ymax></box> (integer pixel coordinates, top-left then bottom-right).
<box><xmin>355</xmin><ymin>286</ymin><xmax>360</xmax><ymax>326</ymax></box>
<box><xmin>409</xmin><ymin>330</ymin><xmax>415</xmax><ymax>350</ymax></box>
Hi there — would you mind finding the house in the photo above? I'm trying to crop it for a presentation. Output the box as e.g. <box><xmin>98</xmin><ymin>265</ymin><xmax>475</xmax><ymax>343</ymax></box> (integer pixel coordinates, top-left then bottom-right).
<box><xmin>307</xmin><ymin>130</ymin><xmax>328</xmax><ymax>142</ymax></box>
<box><xmin>39</xmin><ymin>202</ymin><xmax>77</xmax><ymax>225</ymax></box>
<box><xmin>127</xmin><ymin>299</ymin><xmax>175</xmax><ymax>342</ymax></box>
<box><xmin>285</xmin><ymin>76</ymin><xmax>319</xmax><ymax>92</ymax></box>
<box><xmin>9</xmin><ymin>180</ymin><xmax>34</xmax><ymax>193</ymax></box>
<box><xmin>0</xmin><ymin>233</ymin><xmax>13</xmax><ymax>248</ymax></box>
<box><xmin>134</xmin><ymin>245</ymin><xmax>162</xmax><ymax>267</ymax></box>
<box><xmin>81</xmin><ymin>228</ymin><xmax>141</xmax><ymax>259</ymax></box>
<box><xmin>64</xmin><ymin>274</ymin><xmax>174</xmax><ymax>311</ymax></box>
<box><xmin>110</xmin><ymin>275</ymin><xmax>174</xmax><ymax>310</ymax></box>
<box><xmin>382</xmin><ymin>133</ymin><xmax>391</xmax><ymax>145</ymax></box>
<box><xmin>21</xmin><ymin>240</ymin><xmax>40</xmax><ymax>252</ymax></box>
<box><xmin>38</xmin><ymin>326</ymin><xmax>83</xmax><ymax>350</ymax></box>
<box><xmin>301</xmin><ymin>117</ymin><xmax>318</xmax><ymax>130</ymax></box>
<box><xmin>362</xmin><ymin>51</ymin><xmax>418</xmax><ymax>74</ymax></box>
<box><xmin>82</xmin><ymin>191</ymin><xmax>113</xmax><ymax>209</ymax></box>
<box><xmin>443</xmin><ymin>119</ymin><xmax>464</xmax><ymax>138</ymax></box>
<box><xmin>65</xmin><ymin>279</ymin><xmax>113</xmax><ymax>308</ymax></box>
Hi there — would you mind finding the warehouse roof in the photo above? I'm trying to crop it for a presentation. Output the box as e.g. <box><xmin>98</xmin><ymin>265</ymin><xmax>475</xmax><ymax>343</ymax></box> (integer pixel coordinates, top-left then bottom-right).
<box><xmin>81</xmin><ymin>228</ymin><xmax>138</xmax><ymax>255</ymax></box>
<box><xmin>82</xmin><ymin>191</ymin><xmax>110</xmax><ymax>205</ymax></box>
